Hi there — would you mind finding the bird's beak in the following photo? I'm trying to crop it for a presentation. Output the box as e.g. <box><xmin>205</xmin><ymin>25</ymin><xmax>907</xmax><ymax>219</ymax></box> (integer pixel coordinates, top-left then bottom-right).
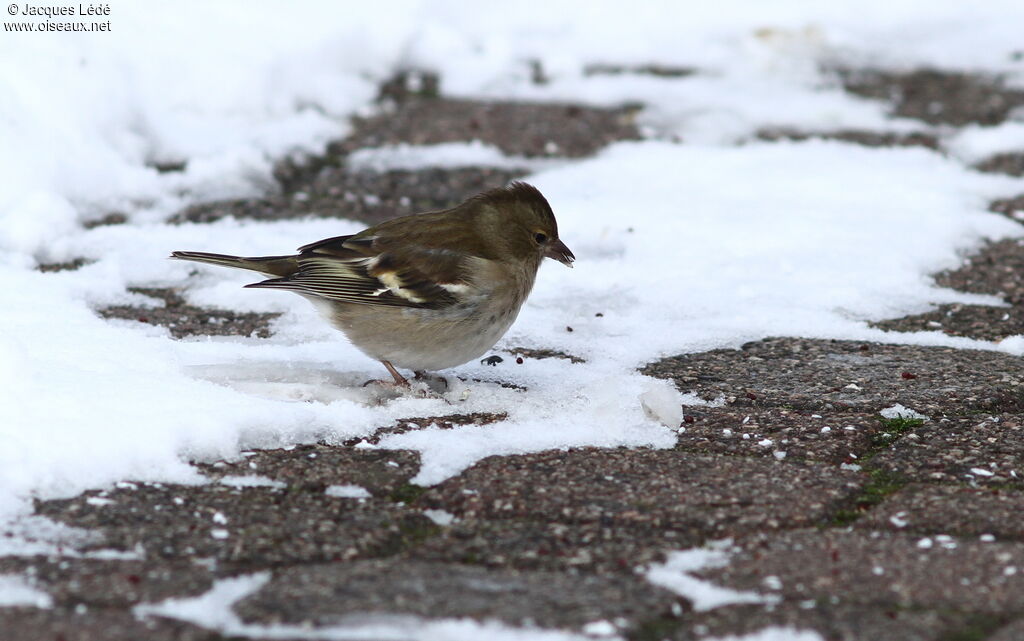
<box><xmin>545</xmin><ymin>238</ymin><xmax>575</xmax><ymax>268</ymax></box>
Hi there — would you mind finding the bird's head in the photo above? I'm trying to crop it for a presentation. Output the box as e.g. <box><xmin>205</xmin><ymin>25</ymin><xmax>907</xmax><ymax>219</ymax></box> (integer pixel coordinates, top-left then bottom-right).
<box><xmin>476</xmin><ymin>182</ymin><xmax>575</xmax><ymax>268</ymax></box>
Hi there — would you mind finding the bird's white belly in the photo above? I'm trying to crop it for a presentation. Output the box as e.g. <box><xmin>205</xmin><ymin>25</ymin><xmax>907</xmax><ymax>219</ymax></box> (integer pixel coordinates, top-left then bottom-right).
<box><xmin>313</xmin><ymin>297</ymin><xmax>521</xmax><ymax>372</ymax></box>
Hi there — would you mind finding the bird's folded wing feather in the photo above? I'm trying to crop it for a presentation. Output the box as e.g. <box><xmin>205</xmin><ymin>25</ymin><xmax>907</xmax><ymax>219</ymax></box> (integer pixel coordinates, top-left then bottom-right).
<box><xmin>246</xmin><ymin>234</ymin><xmax>474</xmax><ymax>309</ymax></box>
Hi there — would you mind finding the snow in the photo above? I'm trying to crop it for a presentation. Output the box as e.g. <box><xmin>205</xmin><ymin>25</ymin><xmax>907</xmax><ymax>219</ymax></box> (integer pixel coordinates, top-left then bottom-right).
<box><xmin>880</xmin><ymin>404</ymin><xmax>930</xmax><ymax>421</ymax></box>
<box><xmin>645</xmin><ymin>546</ymin><xmax>777</xmax><ymax>611</ymax></box>
<box><xmin>4</xmin><ymin>2</ymin><xmax>1024</xmax><ymax>532</ymax></box>
<box><xmin>704</xmin><ymin>628</ymin><xmax>825</xmax><ymax>641</ymax></box>
<box><xmin>325</xmin><ymin>485</ymin><xmax>372</xmax><ymax>499</ymax></box>
<box><xmin>220</xmin><ymin>476</ymin><xmax>287</xmax><ymax>490</ymax></box>
<box><xmin>135</xmin><ymin>573</ymin><xmax>611</xmax><ymax>640</ymax></box>
<box><xmin>0</xmin><ymin>574</ymin><xmax>53</xmax><ymax>609</ymax></box>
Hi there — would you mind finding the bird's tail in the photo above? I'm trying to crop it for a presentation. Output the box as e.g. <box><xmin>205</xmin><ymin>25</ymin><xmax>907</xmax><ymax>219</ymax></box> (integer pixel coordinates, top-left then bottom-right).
<box><xmin>169</xmin><ymin>251</ymin><xmax>298</xmax><ymax>278</ymax></box>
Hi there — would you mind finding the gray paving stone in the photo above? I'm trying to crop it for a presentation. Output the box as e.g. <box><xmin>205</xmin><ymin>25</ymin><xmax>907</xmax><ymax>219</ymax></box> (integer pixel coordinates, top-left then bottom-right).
<box><xmin>674</xmin><ymin>408</ymin><xmax>879</xmax><ymax>464</ymax></box>
<box><xmin>871</xmin><ymin>414</ymin><xmax>1024</xmax><ymax>485</ymax></box>
<box><xmin>342</xmin><ymin>98</ymin><xmax>641</xmax><ymax>159</ymax></box>
<box><xmin>642</xmin><ymin>338</ymin><xmax>1024</xmax><ymax>416</ymax></box>
<box><xmin>170</xmin><ymin>166</ymin><xmax>527</xmax><ymax>227</ymax></box>
<box><xmin>839</xmin><ymin>68</ymin><xmax>1024</xmax><ymax>126</ymax></box>
<box><xmin>858</xmin><ymin>484</ymin><xmax>1024</xmax><ymax>540</ymax></box>
<box><xmin>934</xmin><ymin>238</ymin><xmax>1024</xmax><ymax>305</ymax></box>
<box><xmin>756</xmin><ymin>127</ymin><xmax>939</xmax><ymax>149</ymax></box>
<box><xmin>195</xmin><ymin>445</ymin><xmax>421</xmax><ymax>498</ymax></box>
<box><xmin>704</xmin><ymin>530</ymin><xmax>1024</xmax><ymax>613</ymax></box>
<box><xmin>977</xmin><ymin>152</ymin><xmax>1024</xmax><ymax>177</ymax></box>
<box><xmin>0</xmin><ymin>608</ymin><xmax>228</xmax><ymax>641</ymax></box>
<box><xmin>0</xmin><ymin>557</ymin><xmax>213</xmax><ymax>608</ymax></box>
<box><xmin>988</xmin><ymin>617</ymin><xmax>1024</xmax><ymax>641</ymax></box>
<box><xmin>872</xmin><ymin>303</ymin><xmax>1024</xmax><ymax>342</ymax></box>
<box><xmin>409</xmin><ymin>518</ymin><xmax>699</xmax><ymax>574</ymax></box>
<box><xmin>421</xmin><ymin>448</ymin><xmax>863</xmax><ymax>537</ymax></box>
<box><xmin>35</xmin><ymin>482</ymin><xmax>435</xmax><ymax>569</ymax></box>
<box><xmin>97</xmin><ymin>287</ymin><xmax>279</xmax><ymax>339</ymax></box>
<box><xmin>678</xmin><ymin>603</ymin><xmax>982</xmax><ymax>641</ymax></box>
<box><xmin>233</xmin><ymin>558</ymin><xmax>678</xmax><ymax>631</ymax></box>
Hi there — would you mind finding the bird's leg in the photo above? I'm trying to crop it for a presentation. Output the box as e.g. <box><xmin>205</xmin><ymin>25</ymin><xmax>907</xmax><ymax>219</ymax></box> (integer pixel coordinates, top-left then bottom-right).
<box><xmin>382</xmin><ymin>361</ymin><xmax>410</xmax><ymax>386</ymax></box>
<box><xmin>414</xmin><ymin>370</ymin><xmax>449</xmax><ymax>390</ymax></box>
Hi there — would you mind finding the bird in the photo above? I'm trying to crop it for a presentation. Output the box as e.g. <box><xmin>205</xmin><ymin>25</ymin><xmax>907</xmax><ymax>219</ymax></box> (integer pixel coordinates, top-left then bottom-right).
<box><xmin>170</xmin><ymin>182</ymin><xmax>574</xmax><ymax>386</ymax></box>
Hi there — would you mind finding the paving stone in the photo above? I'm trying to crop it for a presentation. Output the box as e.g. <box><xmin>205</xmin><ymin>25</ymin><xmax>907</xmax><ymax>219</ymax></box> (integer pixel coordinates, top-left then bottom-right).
<box><xmin>409</xmin><ymin>518</ymin><xmax>698</xmax><ymax>574</ymax></box>
<box><xmin>642</xmin><ymin>337</ymin><xmax>1024</xmax><ymax>416</ymax></box>
<box><xmin>35</xmin><ymin>482</ymin><xmax>435</xmax><ymax>569</ymax></box>
<box><xmin>703</xmin><ymin>530</ymin><xmax>1024</xmax><ymax>613</ymax></box>
<box><xmin>672</xmin><ymin>603</ymin><xmax>982</xmax><ymax>641</ymax></box>
<box><xmin>935</xmin><ymin>238</ymin><xmax>1024</xmax><ymax>305</ymax></box>
<box><xmin>0</xmin><ymin>608</ymin><xmax>227</xmax><ymax>641</ymax></box>
<box><xmin>673</xmin><ymin>408</ymin><xmax>879</xmax><ymax>464</ymax></box>
<box><xmin>756</xmin><ymin>127</ymin><xmax>939</xmax><ymax>149</ymax></box>
<box><xmin>976</xmin><ymin>152</ymin><xmax>1024</xmax><ymax>177</ymax></box>
<box><xmin>872</xmin><ymin>303</ymin><xmax>1024</xmax><ymax>341</ymax></box>
<box><xmin>341</xmin><ymin>98</ymin><xmax>642</xmax><ymax>159</ymax></box>
<box><xmin>583</xmin><ymin>62</ymin><xmax>696</xmax><ymax>77</ymax></box>
<box><xmin>858</xmin><ymin>484</ymin><xmax>1024</xmax><ymax>540</ymax></box>
<box><xmin>421</xmin><ymin>449</ymin><xmax>863</xmax><ymax>537</ymax></box>
<box><xmin>97</xmin><ymin>287</ymin><xmax>279</xmax><ymax>339</ymax></box>
<box><xmin>233</xmin><ymin>558</ymin><xmax>679</xmax><ymax>632</ymax></box>
<box><xmin>170</xmin><ymin>167</ymin><xmax>526</xmax><ymax>227</ymax></box>
<box><xmin>989</xmin><ymin>618</ymin><xmax>1024</xmax><ymax>641</ymax></box>
<box><xmin>838</xmin><ymin>68</ymin><xmax>1024</xmax><ymax>126</ymax></box>
<box><xmin>990</xmin><ymin>193</ymin><xmax>1024</xmax><ymax>223</ymax></box>
<box><xmin>0</xmin><ymin>557</ymin><xmax>213</xmax><ymax>608</ymax></box>
<box><xmin>195</xmin><ymin>445</ymin><xmax>421</xmax><ymax>498</ymax></box>
<box><xmin>871</xmin><ymin>414</ymin><xmax>1024</xmax><ymax>485</ymax></box>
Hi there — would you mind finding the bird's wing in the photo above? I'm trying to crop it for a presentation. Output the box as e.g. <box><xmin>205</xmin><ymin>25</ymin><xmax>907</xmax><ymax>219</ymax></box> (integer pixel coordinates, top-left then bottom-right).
<box><xmin>245</xmin><ymin>234</ymin><xmax>475</xmax><ymax>309</ymax></box>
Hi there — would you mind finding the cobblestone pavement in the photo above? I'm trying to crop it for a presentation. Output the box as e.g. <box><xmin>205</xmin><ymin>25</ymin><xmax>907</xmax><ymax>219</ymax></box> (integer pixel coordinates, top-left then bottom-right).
<box><xmin>18</xmin><ymin>67</ymin><xmax>1024</xmax><ymax>640</ymax></box>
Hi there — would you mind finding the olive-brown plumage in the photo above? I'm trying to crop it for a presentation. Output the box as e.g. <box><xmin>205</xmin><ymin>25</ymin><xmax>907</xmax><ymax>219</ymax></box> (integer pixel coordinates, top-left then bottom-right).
<box><xmin>170</xmin><ymin>182</ymin><xmax>574</xmax><ymax>385</ymax></box>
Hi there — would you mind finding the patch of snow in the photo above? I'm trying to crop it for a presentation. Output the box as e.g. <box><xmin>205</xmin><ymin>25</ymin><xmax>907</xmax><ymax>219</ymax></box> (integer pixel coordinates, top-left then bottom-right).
<box><xmin>219</xmin><ymin>475</ymin><xmax>287</xmax><ymax>489</ymax></box>
<box><xmin>0</xmin><ymin>574</ymin><xmax>53</xmax><ymax>608</ymax></box>
<box><xmin>325</xmin><ymin>485</ymin><xmax>372</xmax><ymax>499</ymax></box>
<box><xmin>423</xmin><ymin>509</ymin><xmax>457</xmax><ymax>526</ymax></box>
<box><xmin>880</xmin><ymin>404</ymin><xmax>929</xmax><ymax>421</ymax></box>
<box><xmin>645</xmin><ymin>547</ymin><xmax>776</xmax><ymax>611</ymax></box>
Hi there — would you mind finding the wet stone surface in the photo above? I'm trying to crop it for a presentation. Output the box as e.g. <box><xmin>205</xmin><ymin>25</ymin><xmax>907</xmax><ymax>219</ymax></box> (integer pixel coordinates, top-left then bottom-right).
<box><xmin>0</xmin><ymin>557</ymin><xmax>214</xmax><ymax>608</ymax></box>
<box><xmin>234</xmin><ymin>558</ymin><xmax>679</xmax><ymax>632</ymax></box>
<box><xmin>35</xmin><ymin>482</ymin><xmax>436</xmax><ymax>571</ymax></box>
<box><xmin>679</xmin><ymin>603</ymin><xmax>980</xmax><ymax>641</ymax></box>
<box><xmin>934</xmin><ymin>238</ymin><xmax>1024</xmax><ymax>305</ymax></box>
<box><xmin>674</xmin><ymin>408</ymin><xmax>879</xmax><ymax>464</ymax></box>
<box><xmin>871</xmin><ymin>413</ymin><xmax>1024</xmax><ymax>486</ymax></box>
<box><xmin>976</xmin><ymin>152</ymin><xmax>1024</xmax><ymax>177</ymax></box>
<box><xmin>838</xmin><ymin>68</ymin><xmax>1024</xmax><ymax>126</ymax></box>
<box><xmin>194</xmin><ymin>445</ymin><xmax>421</xmax><ymax>498</ymax></box>
<box><xmin>755</xmin><ymin>127</ymin><xmax>940</xmax><ymax>149</ymax></box>
<box><xmin>97</xmin><ymin>287</ymin><xmax>279</xmax><ymax>339</ymax></box>
<box><xmin>858</xmin><ymin>484</ymin><xmax>1024</xmax><ymax>540</ymax></box>
<box><xmin>872</xmin><ymin>303</ymin><xmax>1024</xmax><ymax>341</ymax></box>
<box><xmin>0</xmin><ymin>609</ymin><xmax>226</xmax><ymax>641</ymax></box>
<box><xmin>169</xmin><ymin>166</ymin><xmax>527</xmax><ymax>227</ymax></box>
<box><xmin>408</xmin><ymin>518</ymin><xmax>697</xmax><ymax>574</ymax></box>
<box><xmin>420</xmin><ymin>448</ymin><xmax>863</xmax><ymax>537</ymax></box>
<box><xmin>643</xmin><ymin>337</ymin><xmax>1024</xmax><ymax>416</ymax></box>
<box><xmin>704</xmin><ymin>530</ymin><xmax>1024</xmax><ymax>614</ymax></box>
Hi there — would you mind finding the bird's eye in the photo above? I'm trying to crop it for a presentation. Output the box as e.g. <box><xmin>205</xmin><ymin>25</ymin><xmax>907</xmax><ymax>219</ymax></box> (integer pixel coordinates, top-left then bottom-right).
<box><xmin>534</xmin><ymin>232</ymin><xmax>548</xmax><ymax>244</ymax></box>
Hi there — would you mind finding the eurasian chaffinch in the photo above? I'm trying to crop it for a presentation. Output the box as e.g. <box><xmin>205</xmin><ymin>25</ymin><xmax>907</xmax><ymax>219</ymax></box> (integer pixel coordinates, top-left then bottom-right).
<box><xmin>171</xmin><ymin>182</ymin><xmax>574</xmax><ymax>385</ymax></box>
